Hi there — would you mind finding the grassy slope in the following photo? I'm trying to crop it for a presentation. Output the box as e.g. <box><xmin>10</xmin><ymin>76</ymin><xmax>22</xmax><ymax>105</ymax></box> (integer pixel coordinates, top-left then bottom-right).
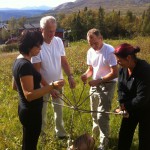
<box><xmin>0</xmin><ymin>37</ymin><xmax>150</xmax><ymax>150</ymax></box>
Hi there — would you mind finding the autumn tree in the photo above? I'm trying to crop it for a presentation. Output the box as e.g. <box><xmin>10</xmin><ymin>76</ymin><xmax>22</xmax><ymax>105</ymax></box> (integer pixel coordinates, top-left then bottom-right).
<box><xmin>17</xmin><ymin>17</ymin><xmax>26</xmax><ymax>28</ymax></box>
<box><xmin>7</xmin><ymin>17</ymin><xmax>18</xmax><ymax>37</ymax></box>
<box><xmin>0</xmin><ymin>28</ymin><xmax>10</xmax><ymax>41</ymax></box>
<box><xmin>97</xmin><ymin>6</ymin><xmax>106</xmax><ymax>37</ymax></box>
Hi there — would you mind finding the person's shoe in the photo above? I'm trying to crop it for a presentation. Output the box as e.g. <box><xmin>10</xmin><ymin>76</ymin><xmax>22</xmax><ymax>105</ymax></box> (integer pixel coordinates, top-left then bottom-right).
<box><xmin>97</xmin><ymin>145</ymin><xmax>104</xmax><ymax>150</ymax></box>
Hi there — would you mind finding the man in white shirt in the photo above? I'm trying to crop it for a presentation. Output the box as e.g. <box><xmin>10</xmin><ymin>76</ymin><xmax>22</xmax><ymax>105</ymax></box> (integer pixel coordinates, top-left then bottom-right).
<box><xmin>81</xmin><ymin>28</ymin><xmax>118</xmax><ymax>150</ymax></box>
<box><xmin>32</xmin><ymin>16</ymin><xmax>75</xmax><ymax>139</ymax></box>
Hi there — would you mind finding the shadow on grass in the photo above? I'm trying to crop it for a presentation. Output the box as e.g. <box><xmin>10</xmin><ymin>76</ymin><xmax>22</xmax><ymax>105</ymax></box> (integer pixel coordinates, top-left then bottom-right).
<box><xmin>108</xmin><ymin>137</ymin><xmax>138</xmax><ymax>150</ymax></box>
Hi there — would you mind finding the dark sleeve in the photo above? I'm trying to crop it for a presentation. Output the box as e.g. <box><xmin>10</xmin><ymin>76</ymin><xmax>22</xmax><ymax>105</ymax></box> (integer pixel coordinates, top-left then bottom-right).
<box><xmin>125</xmin><ymin>67</ymin><xmax>150</xmax><ymax>111</ymax></box>
<box><xmin>19</xmin><ymin>62</ymin><xmax>33</xmax><ymax>78</ymax></box>
<box><xmin>117</xmin><ymin>68</ymin><xmax>128</xmax><ymax>103</ymax></box>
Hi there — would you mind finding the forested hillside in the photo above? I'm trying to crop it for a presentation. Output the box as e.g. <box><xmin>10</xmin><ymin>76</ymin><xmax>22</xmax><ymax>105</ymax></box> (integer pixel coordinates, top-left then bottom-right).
<box><xmin>0</xmin><ymin>0</ymin><xmax>149</xmax><ymax>43</ymax></box>
<box><xmin>0</xmin><ymin>5</ymin><xmax>150</xmax><ymax>43</ymax></box>
<box><xmin>49</xmin><ymin>0</ymin><xmax>150</xmax><ymax>14</ymax></box>
<box><xmin>57</xmin><ymin>6</ymin><xmax>150</xmax><ymax>40</ymax></box>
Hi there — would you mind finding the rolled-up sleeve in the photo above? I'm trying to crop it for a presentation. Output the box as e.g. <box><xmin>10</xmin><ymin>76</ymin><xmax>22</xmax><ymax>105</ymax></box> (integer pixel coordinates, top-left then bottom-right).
<box><xmin>31</xmin><ymin>52</ymin><xmax>41</xmax><ymax>64</ymax></box>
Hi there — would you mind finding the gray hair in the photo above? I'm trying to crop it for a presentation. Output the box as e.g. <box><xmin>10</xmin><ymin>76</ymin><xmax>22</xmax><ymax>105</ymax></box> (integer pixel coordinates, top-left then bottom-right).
<box><xmin>87</xmin><ymin>28</ymin><xmax>102</xmax><ymax>38</ymax></box>
<box><xmin>40</xmin><ymin>16</ymin><xmax>57</xmax><ymax>28</ymax></box>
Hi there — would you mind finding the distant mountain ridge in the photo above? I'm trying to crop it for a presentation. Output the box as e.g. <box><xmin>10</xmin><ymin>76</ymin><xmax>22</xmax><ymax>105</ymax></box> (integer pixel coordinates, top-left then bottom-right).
<box><xmin>0</xmin><ymin>5</ymin><xmax>52</xmax><ymax>21</ymax></box>
<box><xmin>0</xmin><ymin>5</ymin><xmax>51</xmax><ymax>10</ymax></box>
<box><xmin>19</xmin><ymin>6</ymin><xmax>51</xmax><ymax>10</ymax></box>
<box><xmin>1</xmin><ymin>0</ymin><xmax>150</xmax><ymax>21</ymax></box>
<box><xmin>49</xmin><ymin>0</ymin><xmax>150</xmax><ymax>14</ymax></box>
<box><xmin>0</xmin><ymin>9</ymin><xmax>48</xmax><ymax>21</ymax></box>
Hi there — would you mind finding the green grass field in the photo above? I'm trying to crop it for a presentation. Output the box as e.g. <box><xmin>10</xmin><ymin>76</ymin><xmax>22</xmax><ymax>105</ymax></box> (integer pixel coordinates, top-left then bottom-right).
<box><xmin>0</xmin><ymin>37</ymin><xmax>150</xmax><ymax>150</ymax></box>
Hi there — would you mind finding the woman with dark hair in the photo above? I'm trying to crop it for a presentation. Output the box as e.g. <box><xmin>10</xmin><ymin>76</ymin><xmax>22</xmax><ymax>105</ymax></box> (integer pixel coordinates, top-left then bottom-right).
<box><xmin>12</xmin><ymin>30</ymin><xmax>65</xmax><ymax>150</ymax></box>
<box><xmin>114</xmin><ymin>43</ymin><xmax>150</xmax><ymax>150</ymax></box>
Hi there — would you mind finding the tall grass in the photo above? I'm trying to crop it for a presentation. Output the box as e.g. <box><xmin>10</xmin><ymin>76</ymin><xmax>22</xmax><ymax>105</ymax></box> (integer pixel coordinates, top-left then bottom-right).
<box><xmin>0</xmin><ymin>37</ymin><xmax>150</xmax><ymax>150</ymax></box>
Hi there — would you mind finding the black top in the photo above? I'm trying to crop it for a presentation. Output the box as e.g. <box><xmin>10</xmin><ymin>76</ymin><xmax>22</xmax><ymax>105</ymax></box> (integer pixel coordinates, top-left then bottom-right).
<box><xmin>118</xmin><ymin>59</ymin><xmax>150</xmax><ymax>112</ymax></box>
<box><xmin>13</xmin><ymin>58</ymin><xmax>43</xmax><ymax>109</ymax></box>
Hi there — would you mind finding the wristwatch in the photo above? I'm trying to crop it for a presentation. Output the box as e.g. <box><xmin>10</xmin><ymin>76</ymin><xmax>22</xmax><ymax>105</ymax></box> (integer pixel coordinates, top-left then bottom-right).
<box><xmin>99</xmin><ymin>77</ymin><xmax>103</xmax><ymax>83</ymax></box>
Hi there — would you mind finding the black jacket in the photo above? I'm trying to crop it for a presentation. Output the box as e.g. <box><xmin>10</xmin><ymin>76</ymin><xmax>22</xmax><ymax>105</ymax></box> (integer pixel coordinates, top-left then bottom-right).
<box><xmin>118</xmin><ymin>59</ymin><xmax>150</xmax><ymax>112</ymax></box>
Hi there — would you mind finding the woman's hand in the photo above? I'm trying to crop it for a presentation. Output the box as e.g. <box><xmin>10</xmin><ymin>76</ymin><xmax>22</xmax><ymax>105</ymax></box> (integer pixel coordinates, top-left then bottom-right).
<box><xmin>120</xmin><ymin>103</ymin><xmax>129</xmax><ymax>118</ymax></box>
<box><xmin>122</xmin><ymin>110</ymin><xmax>129</xmax><ymax>118</ymax></box>
<box><xmin>81</xmin><ymin>74</ymin><xmax>87</xmax><ymax>84</ymax></box>
<box><xmin>49</xmin><ymin>80</ymin><xmax>65</xmax><ymax>98</ymax></box>
<box><xmin>50</xmin><ymin>89</ymin><xmax>61</xmax><ymax>98</ymax></box>
<box><xmin>53</xmin><ymin>79</ymin><xmax>65</xmax><ymax>89</ymax></box>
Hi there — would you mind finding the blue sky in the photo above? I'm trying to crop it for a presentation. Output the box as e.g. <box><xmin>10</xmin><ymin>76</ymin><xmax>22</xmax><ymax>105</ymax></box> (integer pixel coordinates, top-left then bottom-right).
<box><xmin>0</xmin><ymin>0</ymin><xmax>76</xmax><ymax>8</ymax></box>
